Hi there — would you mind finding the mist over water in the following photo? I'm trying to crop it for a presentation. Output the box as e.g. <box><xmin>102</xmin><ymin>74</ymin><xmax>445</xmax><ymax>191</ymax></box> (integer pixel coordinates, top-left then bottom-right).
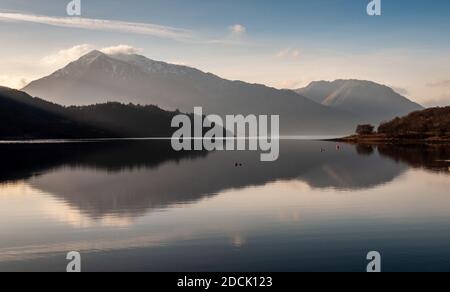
<box><xmin>0</xmin><ymin>140</ymin><xmax>449</xmax><ymax>272</ymax></box>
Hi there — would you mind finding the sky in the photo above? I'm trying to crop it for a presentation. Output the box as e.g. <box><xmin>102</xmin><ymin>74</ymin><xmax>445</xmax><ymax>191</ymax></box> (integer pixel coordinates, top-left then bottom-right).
<box><xmin>0</xmin><ymin>0</ymin><xmax>449</xmax><ymax>107</ymax></box>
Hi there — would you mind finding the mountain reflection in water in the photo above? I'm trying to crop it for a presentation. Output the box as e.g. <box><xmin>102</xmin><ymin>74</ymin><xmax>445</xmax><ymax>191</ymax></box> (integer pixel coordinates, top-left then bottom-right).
<box><xmin>0</xmin><ymin>140</ymin><xmax>448</xmax><ymax>220</ymax></box>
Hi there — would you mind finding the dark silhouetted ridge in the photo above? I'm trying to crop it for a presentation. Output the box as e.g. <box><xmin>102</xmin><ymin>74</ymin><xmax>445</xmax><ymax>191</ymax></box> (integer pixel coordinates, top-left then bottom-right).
<box><xmin>0</xmin><ymin>86</ymin><xmax>188</xmax><ymax>139</ymax></box>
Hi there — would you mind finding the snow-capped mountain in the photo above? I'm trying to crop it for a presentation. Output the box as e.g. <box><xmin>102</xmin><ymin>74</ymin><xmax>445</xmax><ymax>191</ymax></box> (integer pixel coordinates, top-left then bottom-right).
<box><xmin>23</xmin><ymin>50</ymin><xmax>359</xmax><ymax>135</ymax></box>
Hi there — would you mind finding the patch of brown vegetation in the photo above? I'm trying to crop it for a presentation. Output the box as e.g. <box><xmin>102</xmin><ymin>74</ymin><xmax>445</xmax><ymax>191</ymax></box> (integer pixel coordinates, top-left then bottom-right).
<box><xmin>335</xmin><ymin>107</ymin><xmax>450</xmax><ymax>143</ymax></box>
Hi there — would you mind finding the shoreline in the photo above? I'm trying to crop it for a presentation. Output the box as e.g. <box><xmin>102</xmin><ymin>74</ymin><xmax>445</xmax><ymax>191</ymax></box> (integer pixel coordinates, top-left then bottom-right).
<box><xmin>328</xmin><ymin>134</ymin><xmax>450</xmax><ymax>144</ymax></box>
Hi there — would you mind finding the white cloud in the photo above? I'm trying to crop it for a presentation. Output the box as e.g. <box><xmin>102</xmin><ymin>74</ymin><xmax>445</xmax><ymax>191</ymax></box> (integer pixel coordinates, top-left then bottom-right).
<box><xmin>427</xmin><ymin>80</ymin><xmax>450</xmax><ymax>88</ymax></box>
<box><xmin>41</xmin><ymin>44</ymin><xmax>142</xmax><ymax>68</ymax></box>
<box><xmin>204</xmin><ymin>24</ymin><xmax>248</xmax><ymax>45</ymax></box>
<box><xmin>0</xmin><ymin>12</ymin><xmax>254</xmax><ymax>46</ymax></box>
<box><xmin>100</xmin><ymin>45</ymin><xmax>142</xmax><ymax>55</ymax></box>
<box><xmin>0</xmin><ymin>44</ymin><xmax>144</xmax><ymax>89</ymax></box>
<box><xmin>391</xmin><ymin>86</ymin><xmax>409</xmax><ymax>96</ymax></box>
<box><xmin>168</xmin><ymin>60</ymin><xmax>189</xmax><ymax>66</ymax></box>
<box><xmin>276</xmin><ymin>48</ymin><xmax>301</xmax><ymax>60</ymax></box>
<box><xmin>229</xmin><ymin>24</ymin><xmax>246</xmax><ymax>36</ymax></box>
<box><xmin>41</xmin><ymin>44</ymin><xmax>94</xmax><ymax>66</ymax></box>
<box><xmin>0</xmin><ymin>75</ymin><xmax>28</xmax><ymax>89</ymax></box>
<box><xmin>0</xmin><ymin>12</ymin><xmax>193</xmax><ymax>41</ymax></box>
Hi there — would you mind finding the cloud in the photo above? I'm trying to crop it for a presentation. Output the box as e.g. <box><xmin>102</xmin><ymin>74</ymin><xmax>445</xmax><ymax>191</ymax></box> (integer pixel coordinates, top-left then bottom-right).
<box><xmin>41</xmin><ymin>44</ymin><xmax>94</xmax><ymax>66</ymax></box>
<box><xmin>168</xmin><ymin>60</ymin><xmax>189</xmax><ymax>66</ymax></box>
<box><xmin>1</xmin><ymin>44</ymin><xmax>144</xmax><ymax>89</ymax></box>
<box><xmin>41</xmin><ymin>44</ymin><xmax>142</xmax><ymax>68</ymax></box>
<box><xmin>276</xmin><ymin>48</ymin><xmax>301</xmax><ymax>60</ymax></box>
<box><xmin>100</xmin><ymin>45</ymin><xmax>142</xmax><ymax>55</ymax></box>
<box><xmin>391</xmin><ymin>86</ymin><xmax>409</xmax><ymax>96</ymax></box>
<box><xmin>205</xmin><ymin>25</ymin><xmax>248</xmax><ymax>45</ymax></box>
<box><xmin>422</xmin><ymin>94</ymin><xmax>450</xmax><ymax>107</ymax></box>
<box><xmin>0</xmin><ymin>12</ymin><xmax>193</xmax><ymax>41</ymax></box>
<box><xmin>229</xmin><ymin>24</ymin><xmax>246</xmax><ymax>36</ymax></box>
<box><xmin>0</xmin><ymin>12</ymin><xmax>252</xmax><ymax>46</ymax></box>
<box><xmin>0</xmin><ymin>75</ymin><xmax>28</xmax><ymax>89</ymax></box>
<box><xmin>427</xmin><ymin>80</ymin><xmax>450</xmax><ymax>88</ymax></box>
<box><xmin>279</xmin><ymin>80</ymin><xmax>304</xmax><ymax>89</ymax></box>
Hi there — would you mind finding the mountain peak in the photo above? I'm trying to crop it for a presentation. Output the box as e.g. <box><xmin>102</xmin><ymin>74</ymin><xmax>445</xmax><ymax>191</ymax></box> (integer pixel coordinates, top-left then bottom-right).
<box><xmin>78</xmin><ymin>50</ymin><xmax>110</xmax><ymax>64</ymax></box>
<box><xmin>21</xmin><ymin>50</ymin><xmax>361</xmax><ymax>135</ymax></box>
<box><xmin>79</xmin><ymin>50</ymin><xmax>105</xmax><ymax>60</ymax></box>
<box><xmin>83</xmin><ymin>50</ymin><xmax>106</xmax><ymax>58</ymax></box>
<box><xmin>108</xmin><ymin>53</ymin><xmax>200</xmax><ymax>77</ymax></box>
<box><xmin>296</xmin><ymin>79</ymin><xmax>424</xmax><ymax>124</ymax></box>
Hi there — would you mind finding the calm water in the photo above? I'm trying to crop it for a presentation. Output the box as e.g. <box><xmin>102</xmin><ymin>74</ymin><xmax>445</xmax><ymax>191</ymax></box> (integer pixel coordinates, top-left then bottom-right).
<box><xmin>0</xmin><ymin>140</ymin><xmax>449</xmax><ymax>272</ymax></box>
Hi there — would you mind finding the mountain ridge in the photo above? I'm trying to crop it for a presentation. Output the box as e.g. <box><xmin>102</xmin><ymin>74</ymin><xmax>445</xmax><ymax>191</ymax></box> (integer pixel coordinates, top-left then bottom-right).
<box><xmin>0</xmin><ymin>86</ymin><xmax>194</xmax><ymax>139</ymax></box>
<box><xmin>23</xmin><ymin>50</ymin><xmax>359</xmax><ymax>135</ymax></box>
<box><xmin>296</xmin><ymin>79</ymin><xmax>424</xmax><ymax>124</ymax></box>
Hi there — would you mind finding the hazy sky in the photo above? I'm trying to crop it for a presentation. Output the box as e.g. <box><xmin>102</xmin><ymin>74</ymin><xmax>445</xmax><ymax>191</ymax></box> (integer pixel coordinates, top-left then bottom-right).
<box><xmin>0</xmin><ymin>0</ymin><xmax>449</xmax><ymax>106</ymax></box>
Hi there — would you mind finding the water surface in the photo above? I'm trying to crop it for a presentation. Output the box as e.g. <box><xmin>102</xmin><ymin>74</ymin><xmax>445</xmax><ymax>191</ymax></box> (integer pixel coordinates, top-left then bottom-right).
<box><xmin>0</xmin><ymin>140</ymin><xmax>449</xmax><ymax>272</ymax></box>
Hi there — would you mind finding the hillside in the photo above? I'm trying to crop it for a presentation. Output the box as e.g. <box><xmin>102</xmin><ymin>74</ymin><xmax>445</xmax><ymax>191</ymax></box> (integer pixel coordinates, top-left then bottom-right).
<box><xmin>0</xmin><ymin>86</ymin><xmax>110</xmax><ymax>139</ymax></box>
<box><xmin>0</xmin><ymin>87</ymin><xmax>190</xmax><ymax>140</ymax></box>
<box><xmin>23</xmin><ymin>51</ymin><xmax>358</xmax><ymax>135</ymax></box>
<box><xmin>335</xmin><ymin>107</ymin><xmax>450</xmax><ymax>143</ymax></box>
<box><xmin>378</xmin><ymin>107</ymin><xmax>450</xmax><ymax>138</ymax></box>
<box><xmin>296</xmin><ymin>80</ymin><xmax>423</xmax><ymax>124</ymax></box>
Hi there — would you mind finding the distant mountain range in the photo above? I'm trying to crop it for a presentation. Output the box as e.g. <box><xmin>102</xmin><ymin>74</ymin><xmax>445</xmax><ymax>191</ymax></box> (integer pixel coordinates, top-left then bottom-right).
<box><xmin>23</xmin><ymin>50</ymin><xmax>359</xmax><ymax>135</ymax></box>
<box><xmin>20</xmin><ymin>51</ymin><xmax>425</xmax><ymax>135</ymax></box>
<box><xmin>296</xmin><ymin>80</ymin><xmax>424</xmax><ymax>124</ymax></box>
<box><xmin>0</xmin><ymin>86</ymin><xmax>190</xmax><ymax>139</ymax></box>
